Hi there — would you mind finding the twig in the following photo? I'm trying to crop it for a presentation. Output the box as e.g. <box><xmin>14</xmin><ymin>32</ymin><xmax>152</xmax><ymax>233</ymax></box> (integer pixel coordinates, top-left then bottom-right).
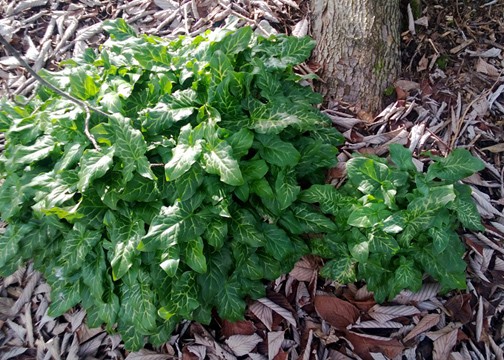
<box><xmin>0</xmin><ymin>33</ymin><xmax>106</xmax><ymax>150</ymax></box>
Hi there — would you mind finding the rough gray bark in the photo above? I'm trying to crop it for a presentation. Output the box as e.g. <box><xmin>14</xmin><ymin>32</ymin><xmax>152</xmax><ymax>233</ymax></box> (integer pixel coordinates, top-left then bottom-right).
<box><xmin>310</xmin><ymin>0</ymin><xmax>401</xmax><ymax>114</ymax></box>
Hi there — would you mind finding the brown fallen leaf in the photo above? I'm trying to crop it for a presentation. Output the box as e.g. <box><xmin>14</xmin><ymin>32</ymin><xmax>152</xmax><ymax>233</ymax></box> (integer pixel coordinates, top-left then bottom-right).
<box><xmin>289</xmin><ymin>256</ymin><xmax>319</xmax><ymax>282</ymax></box>
<box><xmin>221</xmin><ymin>320</ymin><xmax>256</xmax><ymax>338</ymax></box>
<box><xmin>346</xmin><ymin>332</ymin><xmax>404</xmax><ymax>360</ymax></box>
<box><xmin>268</xmin><ymin>331</ymin><xmax>285</xmax><ymax>360</ymax></box>
<box><xmin>481</xmin><ymin>143</ymin><xmax>504</xmax><ymax>153</ymax></box>
<box><xmin>444</xmin><ymin>293</ymin><xmax>473</xmax><ymax>324</ymax></box>
<box><xmin>314</xmin><ymin>295</ymin><xmax>359</xmax><ymax>331</ymax></box>
<box><xmin>432</xmin><ymin>329</ymin><xmax>458</xmax><ymax>360</ymax></box>
<box><xmin>403</xmin><ymin>313</ymin><xmax>441</xmax><ymax>342</ymax></box>
<box><xmin>225</xmin><ymin>334</ymin><xmax>263</xmax><ymax>357</ymax></box>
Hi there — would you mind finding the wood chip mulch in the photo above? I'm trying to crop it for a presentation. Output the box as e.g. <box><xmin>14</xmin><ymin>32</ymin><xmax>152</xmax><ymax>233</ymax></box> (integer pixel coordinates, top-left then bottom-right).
<box><xmin>1</xmin><ymin>0</ymin><xmax>503</xmax><ymax>359</ymax></box>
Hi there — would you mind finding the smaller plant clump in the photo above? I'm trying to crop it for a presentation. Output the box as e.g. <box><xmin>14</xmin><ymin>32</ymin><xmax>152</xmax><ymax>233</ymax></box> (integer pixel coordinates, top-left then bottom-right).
<box><xmin>303</xmin><ymin>144</ymin><xmax>485</xmax><ymax>302</ymax></box>
<box><xmin>0</xmin><ymin>20</ymin><xmax>344</xmax><ymax>349</ymax></box>
<box><xmin>0</xmin><ymin>19</ymin><xmax>485</xmax><ymax>350</ymax></box>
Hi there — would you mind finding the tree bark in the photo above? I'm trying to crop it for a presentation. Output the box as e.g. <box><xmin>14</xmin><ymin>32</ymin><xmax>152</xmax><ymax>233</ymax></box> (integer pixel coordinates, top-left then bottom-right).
<box><xmin>310</xmin><ymin>0</ymin><xmax>401</xmax><ymax>114</ymax></box>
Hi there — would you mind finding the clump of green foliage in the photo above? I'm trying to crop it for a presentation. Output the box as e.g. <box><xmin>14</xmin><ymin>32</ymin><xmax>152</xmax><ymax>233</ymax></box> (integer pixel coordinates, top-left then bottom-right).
<box><xmin>304</xmin><ymin>144</ymin><xmax>485</xmax><ymax>302</ymax></box>
<box><xmin>0</xmin><ymin>19</ymin><xmax>485</xmax><ymax>350</ymax></box>
<box><xmin>0</xmin><ymin>20</ymin><xmax>344</xmax><ymax>349</ymax></box>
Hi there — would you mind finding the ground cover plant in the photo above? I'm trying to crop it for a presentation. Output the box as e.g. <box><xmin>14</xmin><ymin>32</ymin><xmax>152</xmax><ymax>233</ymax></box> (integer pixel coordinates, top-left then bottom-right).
<box><xmin>0</xmin><ymin>20</ymin><xmax>345</xmax><ymax>349</ymax></box>
<box><xmin>303</xmin><ymin>144</ymin><xmax>485</xmax><ymax>303</ymax></box>
<box><xmin>0</xmin><ymin>19</ymin><xmax>485</xmax><ymax>351</ymax></box>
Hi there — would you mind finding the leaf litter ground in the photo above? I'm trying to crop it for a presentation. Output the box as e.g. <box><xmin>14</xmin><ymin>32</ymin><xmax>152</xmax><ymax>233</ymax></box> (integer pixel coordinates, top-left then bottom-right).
<box><xmin>0</xmin><ymin>0</ymin><xmax>503</xmax><ymax>359</ymax></box>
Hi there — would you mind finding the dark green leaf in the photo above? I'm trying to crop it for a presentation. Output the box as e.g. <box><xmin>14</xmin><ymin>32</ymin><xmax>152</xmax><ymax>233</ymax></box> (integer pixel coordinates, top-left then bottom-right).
<box><xmin>109</xmin><ymin>114</ymin><xmax>154</xmax><ymax>183</ymax></box>
<box><xmin>427</xmin><ymin>148</ymin><xmax>485</xmax><ymax>182</ymax></box>
<box><xmin>109</xmin><ymin>218</ymin><xmax>144</xmax><ymax>280</ymax></box>
<box><xmin>451</xmin><ymin>184</ymin><xmax>484</xmax><ymax>231</ymax></box>
<box><xmin>256</xmin><ymin>134</ymin><xmax>300</xmax><ymax>167</ymax></box>
<box><xmin>346</xmin><ymin>157</ymin><xmax>390</xmax><ymax>194</ymax></box>
<box><xmin>205</xmin><ymin>219</ymin><xmax>228</xmax><ymax>249</ymax></box>
<box><xmin>61</xmin><ymin>222</ymin><xmax>102</xmax><ymax>271</ymax></box>
<box><xmin>213</xmin><ymin>26</ymin><xmax>252</xmax><ymax>55</ymax></box>
<box><xmin>77</xmin><ymin>147</ymin><xmax>115</xmax><ymax>192</ymax></box>
<box><xmin>261</xmin><ymin>223</ymin><xmax>293</xmax><ymax>261</ymax></box>
<box><xmin>347</xmin><ymin>203</ymin><xmax>391</xmax><ymax>228</ymax></box>
<box><xmin>203</xmin><ymin>140</ymin><xmax>244</xmax><ymax>186</ymax></box>
<box><xmin>231</xmin><ymin>209</ymin><xmax>265</xmax><ymax>247</ymax></box>
<box><xmin>226</xmin><ymin>128</ymin><xmax>254</xmax><ymax>158</ymax></box>
<box><xmin>389</xmin><ymin>144</ymin><xmax>416</xmax><ymax>171</ymax></box>
<box><xmin>165</xmin><ymin>142</ymin><xmax>203</xmax><ymax>181</ymax></box>
<box><xmin>320</xmin><ymin>257</ymin><xmax>357</xmax><ymax>284</ymax></box>
<box><xmin>48</xmin><ymin>280</ymin><xmax>81</xmax><ymax>317</ymax></box>
<box><xmin>216</xmin><ymin>279</ymin><xmax>247</xmax><ymax>321</ymax></box>
<box><xmin>184</xmin><ymin>236</ymin><xmax>207</xmax><ymax>273</ymax></box>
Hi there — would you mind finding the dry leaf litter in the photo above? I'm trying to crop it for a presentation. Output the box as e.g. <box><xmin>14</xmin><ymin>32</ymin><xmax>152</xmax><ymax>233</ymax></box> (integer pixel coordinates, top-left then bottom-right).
<box><xmin>0</xmin><ymin>0</ymin><xmax>503</xmax><ymax>359</ymax></box>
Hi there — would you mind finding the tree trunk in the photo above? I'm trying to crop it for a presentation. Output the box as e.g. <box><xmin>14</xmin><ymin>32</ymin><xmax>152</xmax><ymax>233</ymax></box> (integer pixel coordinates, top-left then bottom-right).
<box><xmin>310</xmin><ymin>0</ymin><xmax>401</xmax><ymax>114</ymax></box>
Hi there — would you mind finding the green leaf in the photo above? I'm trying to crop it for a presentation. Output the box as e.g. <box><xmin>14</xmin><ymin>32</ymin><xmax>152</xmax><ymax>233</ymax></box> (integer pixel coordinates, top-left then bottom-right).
<box><xmin>184</xmin><ymin>236</ymin><xmax>207</xmax><ymax>273</ymax></box>
<box><xmin>205</xmin><ymin>219</ymin><xmax>228</xmax><ymax>249</ymax></box>
<box><xmin>250</xmin><ymin>178</ymin><xmax>274</xmax><ymax>198</ymax></box>
<box><xmin>216</xmin><ymin>279</ymin><xmax>246</xmax><ymax>321</ymax></box>
<box><xmin>296</xmin><ymin>138</ymin><xmax>338</xmax><ymax>178</ymax></box>
<box><xmin>109</xmin><ymin>114</ymin><xmax>154</xmax><ymax>183</ymax></box>
<box><xmin>120</xmin><ymin>173</ymin><xmax>160</xmax><ymax>202</ymax></box>
<box><xmin>98</xmin><ymin>290</ymin><xmax>120</xmax><ymax>326</ymax></box>
<box><xmin>346</xmin><ymin>157</ymin><xmax>390</xmax><ymax>194</ymax></box>
<box><xmin>55</xmin><ymin>142</ymin><xmax>87</xmax><ymax>172</ymax></box>
<box><xmin>427</xmin><ymin>148</ymin><xmax>485</xmax><ymax>182</ymax></box>
<box><xmin>231</xmin><ymin>209</ymin><xmax>265</xmax><ymax>247</ymax></box>
<box><xmin>197</xmin><ymin>248</ymin><xmax>232</xmax><ymax>300</ymax></box>
<box><xmin>140</xmin><ymin>195</ymin><xmax>206</xmax><ymax>251</ymax></box>
<box><xmin>258</xmin><ymin>35</ymin><xmax>316</xmax><ymax>70</ymax></box>
<box><xmin>213</xmin><ymin>26</ymin><xmax>252</xmax><ymax>55</ymax></box>
<box><xmin>121</xmin><ymin>271</ymin><xmax>158</xmax><ymax>334</ymax></box>
<box><xmin>109</xmin><ymin>218</ymin><xmax>144</xmax><ymax>280</ymax></box>
<box><xmin>77</xmin><ymin>191</ymin><xmax>109</xmax><ymax>229</ymax></box>
<box><xmin>392</xmin><ymin>257</ymin><xmax>423</xmax><ymax>294</ymax></box>
<box><xmin>82</xmin><ymin>247</ymin><xmax>107</xmax><ymax>300</ymax></box>
<box><xmin>77</xmin><ymin>147</ymin><xmax>115</xmax><ymax>192</ymax></box>
<box><xmin>320</xmin><ymin>257</ymin><xmax>357</xmax><ymax>284</ymax></box>
<box><xmin>261</xmin><ymin>223</ymin><xmax>293</xmax><ymax>261</ymax></box>
<box><xmin>250</xmin><ymin>102</ymin><xmax>301</xmax><ymax>134</ymax></box>
<box><xmin>0</xmin><ymin>223</ymin><xmax>34</xmax><ymax>270</ymax></box>
<box><xmin>103</xmin><ymin>18</ymin><xmax>137</xmax><ymax>40</ymax></box>
<box><xmin>175</xmin><ymin>164</ymin><xmax>204</xmax><ymax>201</ymax></box>
<box><xmin>281</xmin><ymin>203</ymin><xmax>337</xmax><ymax>234</ymax></box>
<box><xmin>236</xmin><ymin>252</ymin><xmax>264</xmax><ymax>280</ymax></box>
<box><xmin>69</xmin><ymin>67</ymin><xmax>99</xmax><ymax>100</ymax></box>
<box><xmin>241</xmin><ymin>159</ymin><xmax>269</xmax><ymax>180</ymax></box>
<box><xmin>389</xmin><ymin>144</ymin><xmax>416</xmax><ymax>171</ymax></box>
<box><xmin>165</xmin><ymin>142</ymin><xmax>203</xmax><ymax>181</ymax></box>
<box><xmin>119</xmin><ymin>325</ymin><xmax>144</xmax><ymax>352</ymax></box>
<box><xmin>226</xmin><ymin>128</ymin><xmax>254</xmax><ymax>158</ymax></box>
<box><xmin>203</xmin><ymin>140</ymin><xmax>244</xmax><ymax>186</ymax></box>
<box><xmin>209</xmin><ymin>50</ymin><xmax>233</xmax><ymax>82</ymax></box>
<box><xmin>428</xmin><ymin>227</ymin><xmax>452</xmax><ymax>253</ymax></box>
<box><xmin>274</xmin><ymin>169</ymin><xmax>301</xmax><ymax>210</ymax></box>
<box><xmin>8</xmin><ymin>135</ymin><xmax>55</xmax><ymax>170</ymax></box>
<box><xmin>61</xmin><ymin>223</ymin><xmax>102</xmax><ymax>271</ymax></box>
<box><xmin>349</xmin><ymin>240</ymin><xmax>369</xmax><ymax>262</ymax></box>
<box><xmin>166</xmin><ymin>271</ymin><xmax>200</xmax><ymax>318</ymax></box>
<box><xmin>368</xmin><ymin>232</ymin><xmax>400</xmax><ymax>259</ymax></box>
<box><xmin>299</xmin><ymin>184</ymin><xmax>341</xmax><ymax>215</ymax></box>
<box><xmin>451</xmin><ymin>184</ymin><xmax>484</xmax><ymax>231</ymax></box>
<box><xmin>347</xmin><ymin>203</ymin><xmax>391</xmax><ymax>228</ymax></box>
<box><xmin>48</xmin><ymin>280</ymin><xmax>81</xmax><ymax>317</ymax></box>
<box><xmin>256</xmin><ymin>134</ymin><xmax>300</xmax><ymax>167</ymax></box>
